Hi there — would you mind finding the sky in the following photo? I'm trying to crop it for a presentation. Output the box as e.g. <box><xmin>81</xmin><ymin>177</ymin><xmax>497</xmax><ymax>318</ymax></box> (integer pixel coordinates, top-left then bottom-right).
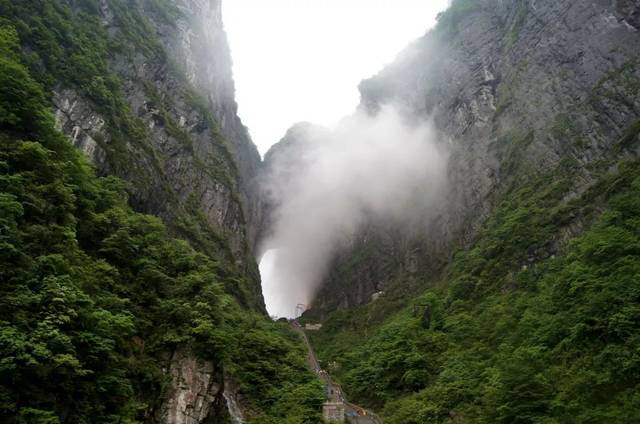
<box><xmin>223</xmin><ymin>0</ymin><xmax>450</xmax><ymax>156</ymax></box>
<box><xmin>223</xmin><ymin>0</ymin><xmax>451</xmax><ymax>317</ymax></box>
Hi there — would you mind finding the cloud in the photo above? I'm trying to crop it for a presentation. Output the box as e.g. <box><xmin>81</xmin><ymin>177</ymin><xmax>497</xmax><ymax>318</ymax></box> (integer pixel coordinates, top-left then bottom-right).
<box><xmin>259</xmin><ymin>105</ymin><xmax>448</xmax><ymax>317</ymax></box>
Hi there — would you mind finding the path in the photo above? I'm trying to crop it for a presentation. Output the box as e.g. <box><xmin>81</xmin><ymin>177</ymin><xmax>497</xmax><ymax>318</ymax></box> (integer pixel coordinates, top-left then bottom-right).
<box><xmin>291</xmin><ymin>321</ymin><xmax>382</xmax><ymax>424</ymax></box>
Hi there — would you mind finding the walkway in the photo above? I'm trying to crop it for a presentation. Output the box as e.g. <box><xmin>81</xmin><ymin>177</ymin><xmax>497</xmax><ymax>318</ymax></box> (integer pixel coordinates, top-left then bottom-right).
<box><xmin>290</xmin><ymin>321</ymin><xmax>382</xmax><ymax>424</ymax></box>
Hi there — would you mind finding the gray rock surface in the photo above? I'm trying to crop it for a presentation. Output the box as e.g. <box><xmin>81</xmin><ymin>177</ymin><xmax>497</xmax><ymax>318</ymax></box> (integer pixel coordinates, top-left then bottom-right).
<box><xmin>52</xmin><ymin>0</ymin><xmax>262</xmax><ymax>277</ymax></box>
<box><xmin>259</xmin><ymin>0</ymin><xmax>640</xmax><ymax>315</ymax></box>
<box><xmin>159</xmin><ymin>351</ymin><xmax>224</xmax><ymax>424</ymax></box>
<box><xmin>49</xmin><ymin>1</ymin><xmax>263</xmax><ymax>422</ymax></box>
<box><xmin>53</xmin><ymin>88</ymin><xmax>109</xmax><ymax>167</ymax></box>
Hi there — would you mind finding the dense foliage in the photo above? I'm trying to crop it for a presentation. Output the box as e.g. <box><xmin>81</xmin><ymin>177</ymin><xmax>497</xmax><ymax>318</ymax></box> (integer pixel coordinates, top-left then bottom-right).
<box><xmin>0</xmin><ymin>25</ymin><xmax>322</xmax><ymax>423</ymax></box>
<box><xmin>0</xmin><ymin>0</ymin><xmax>149</xmax><ymax>161</ymax></box>
<box><xmin>310</xmin><ymin>158</ymin><xmax>640</xmax><ymax>423</ymax></box>
<box><xmin>0</xmin><ymin>0</ymin><xmax>253</xmax><ymax>288</ymax></box>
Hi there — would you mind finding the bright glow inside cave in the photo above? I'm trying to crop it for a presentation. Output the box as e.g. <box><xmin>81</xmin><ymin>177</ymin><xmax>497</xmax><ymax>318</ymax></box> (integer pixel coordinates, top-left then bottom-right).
<box><xmin>259</xmin><ymin>249</ymin><xmax>285</xmax><ymax>318</ymax></box>
<box><xmin>259</xmin><ymin>248</ymin><xmax>312</xmax><ymax>319</ymax></box>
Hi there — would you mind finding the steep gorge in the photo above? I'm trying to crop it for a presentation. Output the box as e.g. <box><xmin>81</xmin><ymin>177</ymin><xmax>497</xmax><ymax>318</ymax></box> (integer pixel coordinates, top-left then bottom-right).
<box><xmin>2</xmin><ymin>0</ymin><xmax>640</xmax><ymax>423</ymax></box>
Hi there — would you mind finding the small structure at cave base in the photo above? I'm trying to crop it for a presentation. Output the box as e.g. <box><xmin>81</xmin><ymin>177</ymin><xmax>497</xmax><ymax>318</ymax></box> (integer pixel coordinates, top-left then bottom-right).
<box><xmin>371</xmin><ymin>291</ymin><xmax>385</xmax><ymax>302</ymax></box>
<box><xmin>323</xmin><ymin>401</ymin><xmax>345</xmax><ymax>423</ymax></box>
<box><xmin>305</xmin><ymin>323</ymin><xmax>323</xmax><ymax>331</ymax></box>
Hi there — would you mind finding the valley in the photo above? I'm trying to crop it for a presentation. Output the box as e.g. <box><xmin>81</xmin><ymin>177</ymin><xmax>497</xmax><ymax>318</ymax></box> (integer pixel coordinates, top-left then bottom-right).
<box><xmin>0</xmin><ymin>0</ymin><xmax>639</xmax><ymax>423</ymax></box>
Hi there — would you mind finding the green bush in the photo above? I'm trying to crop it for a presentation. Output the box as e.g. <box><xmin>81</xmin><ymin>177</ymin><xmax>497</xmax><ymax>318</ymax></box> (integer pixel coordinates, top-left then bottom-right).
<box><xmin>314</xmin><ymin>163</ymin><xmax>640</xmax><ymax>423</ymax></box>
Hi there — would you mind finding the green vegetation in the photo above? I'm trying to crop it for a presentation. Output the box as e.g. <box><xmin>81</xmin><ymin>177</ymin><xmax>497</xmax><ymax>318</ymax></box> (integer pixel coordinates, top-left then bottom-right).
<box><xmin>591</xmin><ymin>61</ymin><xmax>640</xmax><ymax>107</ymax></box>
<box><xmin>0</xmin><ymin>0</ymin><xmax>249</xmax><ymax>271</ymax></box>
<box><xmin>0</xmin><ymin>0</ymin><xmax>151</xmax><ymax>164</ymax></box>
<box><xmin>311</xmin><ymin>155</ymin><xmax>640</xmax><ymax>422</ymax></box>
<box><xmin>621</xmin><ymin>119</ymin><xmax>640</xmax><ymax>147</ymax></box>
<box><xmin>490</xmin><ymin>129</ymin><xmax>535</xmax><ymax>180</ymax></box>
<box><xmin>505</xmin><ymin>0</ymin><xmax>528</xmax><ymax>48</ymax></box>
<box><xmin>0</xmin><ymin>26</ymin><xmax>322</xmax><ymax>423</ymax></box>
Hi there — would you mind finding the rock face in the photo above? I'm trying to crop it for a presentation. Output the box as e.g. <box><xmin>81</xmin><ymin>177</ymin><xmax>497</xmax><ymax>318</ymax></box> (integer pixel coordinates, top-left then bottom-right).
<box><xmin>49</xmin><ymin>1</ymin><xmax>261</xmax><ymax>422</ymax></box>
<box><xmin>221</xmin><ymin>378</ymin><xmax>246</xmax><ymax>424</ymax></box>
<box><xmin>155</xmin><ymin>352</ymin><xmax>246</xmax><ymax>424</ymax></box>
<box><xmin>260</xmin><ymin>0</ymin><xmax>640</xmax><ymax>315</ymax></box>
<box><xmin>159</xmin><ymin>351</ymin><xmax>225</xmax><ymax>424</ymax></box>
<box><xmin>52</xmin><ymin>0</ymin><xmax>263</xmax><ymax>293</ymax></box>
<box><xmin>160</xmin><ymin>0</ymin><xmax>263</xmax><ymax>251</ymax></box>
<box><xmin>53</xmin><ymin>88</ymin><xmax>109</xmax><ymax>167</ymax></box>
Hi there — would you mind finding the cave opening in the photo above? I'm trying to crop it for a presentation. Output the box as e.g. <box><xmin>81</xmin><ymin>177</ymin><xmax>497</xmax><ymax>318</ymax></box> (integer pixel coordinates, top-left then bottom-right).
<box><xmin>258</xmin><ymin>249</ymin><xmax>278</xmax><ymax>318</ymax></box>
<box><xmin>258</xmin><ymin>248</ymin><xmax>310</xmax><ymax>319</ymax></box>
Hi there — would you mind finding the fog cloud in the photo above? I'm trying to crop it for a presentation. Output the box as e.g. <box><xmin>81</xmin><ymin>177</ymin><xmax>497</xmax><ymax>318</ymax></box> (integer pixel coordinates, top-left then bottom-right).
<box><xmin>260</xmin><ymin>105</ymin><xmax>448</xmax><ymax>317</ymax></box>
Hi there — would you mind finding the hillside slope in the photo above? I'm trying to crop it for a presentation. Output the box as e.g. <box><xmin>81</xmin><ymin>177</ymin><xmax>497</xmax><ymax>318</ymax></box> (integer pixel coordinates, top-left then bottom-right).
<box><xmin>298</xmin><ymin>0</ymin><xmax>640</xmax><ymax>422</ymax></box>
<box><xmin>0</xmin><ymin>1</ymin><xmax>323</xmax><ymax>423</ymax></box>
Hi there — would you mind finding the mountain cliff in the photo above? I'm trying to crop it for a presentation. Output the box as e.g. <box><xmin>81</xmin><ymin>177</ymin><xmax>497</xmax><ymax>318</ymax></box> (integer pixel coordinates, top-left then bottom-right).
<box><xmin>259</xmin><ymin>0</ymin><xmax>640</xmax><ymax>422</ymax></box>
<box><xmin>3</xmin><ymin>0</ymin><xmax>640</xmax><ymax>422</ymax></box>
<box><xmin>0</xmin><ymin>1</ymin><xmax>323</xmax><ymax>423</ymax></box>
<box><xmin>301</xmin><ymin>0</ymin><xmax>640</xmax><ymax>316</ymax></box>
<box><xmin>49</xmin><ymin>0</ymin><xmax>263</xmax><ymax>308</ymax></box>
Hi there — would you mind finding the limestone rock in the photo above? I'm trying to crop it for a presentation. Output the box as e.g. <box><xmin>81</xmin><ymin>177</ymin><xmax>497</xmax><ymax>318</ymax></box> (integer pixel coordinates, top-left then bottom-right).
<box><xmin>51</xmin><ymin>0</ymin><xmax>265</xmax><ymax>310</ymax></box>
<box><xmin>53</xmin><ymin>89</ymin><xmax>108</xmax><ymax>168</ymax></box>
<box><xmin>261</xmin><ymin>0</ymin><xmax>640</xmax><ymax>314</ymax></box>
<box><xmin>159</xmin><ymin>351</ymin><xmax>224</xmax><ymax>424</ymax></box>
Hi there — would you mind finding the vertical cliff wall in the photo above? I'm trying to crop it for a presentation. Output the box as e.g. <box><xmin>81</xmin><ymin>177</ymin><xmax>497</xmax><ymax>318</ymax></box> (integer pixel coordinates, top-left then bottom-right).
<box><xmin>301</xmin><ymin>0</ymin><xmax>640</xmax><ymax>314</ymax></box>
<box><xmin>50</xmin><ymin>1</ymin><xmax>268</xmax><ymax>420</ymax></box>
<box><xmin>52</xmin><ymin>0</ymin><xmax>264</xmax><ymax>310</ymax></box>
